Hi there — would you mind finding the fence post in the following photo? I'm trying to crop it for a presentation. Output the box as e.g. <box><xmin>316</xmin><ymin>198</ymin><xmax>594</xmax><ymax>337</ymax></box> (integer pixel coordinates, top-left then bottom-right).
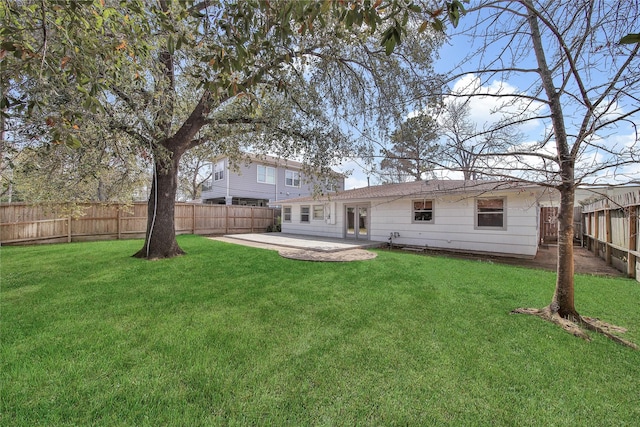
<box><xmin>67</xmin><ymin>215</ymin><xmax>72</xmax><ymax>243</ymax></box>
<box><xmin>192</xmin><ymin>204</ymin><xmax>196</xmax><ymax>235</ymax></box>
<box><xmin>117</xmin><ymin>205</ymin><xmax>122</xmax><ymax>240</ymax></box>
<box><xmin>251</xmin><ymin>207</ymin><xmax>255</xmax><ymax>233</ymax></box>
<box><xmin>587</xmin><ymin>212</ymin><xmax>594</xmax><ymax>251</ymax></box>
<box><xmin>629</xmin><ymin>205</ymin><xmax>638</xmax><ymax>278</ymax></box>
<box><xmin>225</xmin><ymin>205</ymin><xmax>229</xmax><ymax>234</ymax></box>
<box><xmin>593</xmin><ymin>211</ymin><xmax>600</xmax><ymax>256</ymax></box>
<box><xmin>605</xmin><ymin>207</ymin><xmax>612</xmax><ymax>265</ymax></box>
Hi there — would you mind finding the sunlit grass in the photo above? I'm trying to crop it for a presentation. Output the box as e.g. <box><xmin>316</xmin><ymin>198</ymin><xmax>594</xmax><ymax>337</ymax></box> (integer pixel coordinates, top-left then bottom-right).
<box><xmin>2</xmin><ymin>235</ymin><xmax>639</xmax><ymax>426</ymax></box>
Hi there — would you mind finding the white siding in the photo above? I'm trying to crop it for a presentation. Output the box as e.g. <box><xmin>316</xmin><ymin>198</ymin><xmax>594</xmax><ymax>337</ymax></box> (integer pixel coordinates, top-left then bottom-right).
<box><xmin>283</xmin><ymin>203</ymin><xmax>344</xmax><ymax>239</ymax></box>
<box><xmin>281</xmin><ymin>191</ymin><xmax>540</xmax><ymax>257</ymax></box>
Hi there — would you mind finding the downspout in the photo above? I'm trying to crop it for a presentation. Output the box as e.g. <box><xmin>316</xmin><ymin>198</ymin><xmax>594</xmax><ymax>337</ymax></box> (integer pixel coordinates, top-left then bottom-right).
<box><xmin>225</xmin><ymin>158</ymin><xmax>230</xmax><ymax>204</ymax></box>
<box><xmin>275</xmin><ymin>167</ymin><xmax>278</xmax><ymax>203</ymax></box>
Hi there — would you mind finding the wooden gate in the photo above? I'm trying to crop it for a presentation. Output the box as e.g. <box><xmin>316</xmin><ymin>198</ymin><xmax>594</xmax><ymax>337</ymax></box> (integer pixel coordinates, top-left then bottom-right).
<box><xmin>540</xmin><ymin>206</ymin><xmax>558</xmax><ymax>244</ymax></box>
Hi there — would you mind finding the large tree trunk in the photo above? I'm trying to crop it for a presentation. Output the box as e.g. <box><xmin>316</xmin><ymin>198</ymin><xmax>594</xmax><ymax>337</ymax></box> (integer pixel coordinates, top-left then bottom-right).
<box><xmin>552</xmin><ymin>184</ymin><xmax>579</xmax><ymax>319</ymax></box>
<box><xmin>512</xmin><ymin>1</ymin><xmax>638</xmax><ymax>349</ymax></box>
<box><xmin>131</xmin><ymin>91</ymin><xmax>211</xmax><ymax>259</ymax></box>
<box><xmin>525</xmin><ymin>0</ymin><xmax>579</xmax><ymax>319</ymax></box>
<box><xmin>133</xmin><ymin>151</ymin><xmax>185</xmax><ymax>259</ymax></box>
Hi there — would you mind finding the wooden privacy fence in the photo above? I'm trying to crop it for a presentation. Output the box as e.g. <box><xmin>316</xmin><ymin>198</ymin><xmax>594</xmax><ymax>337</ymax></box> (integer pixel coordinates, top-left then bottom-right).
<box><xmin>582</xmin><ymin>190</ymin><xmax>640</xmax><ymax>280</ymax></box>
<box><xmin>0</xmin><ymin>202</ymin><xmax>277</xmax><ymax>245</ymax></box>
<box><xmin>539</xmin><ymin>206</ymin><xmax>583</xmax><ymax>245</ymax></box>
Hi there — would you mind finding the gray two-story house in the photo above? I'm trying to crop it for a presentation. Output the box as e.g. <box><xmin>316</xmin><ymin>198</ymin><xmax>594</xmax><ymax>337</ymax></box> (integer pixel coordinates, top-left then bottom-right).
<box><xmin>200</xmin><ymin>154</ymin><xmax>345</xmax><ymax>206</ymax></box>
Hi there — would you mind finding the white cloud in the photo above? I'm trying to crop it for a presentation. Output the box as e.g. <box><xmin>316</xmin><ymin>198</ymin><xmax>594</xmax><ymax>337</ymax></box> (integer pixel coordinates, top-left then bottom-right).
<box><xmin>344</xmin><ymin>174</ymin><xmax>369</xmax><ymax>190</ymax></box>
<box><xmin>335</xmin><ymin>159</ymin><xmax>370</xmax><ymax>189</ymax></box>
<box><xmin>445</xmin><ymin>74</ymin><xmax>546</xmax><ymax>133</ymax></box>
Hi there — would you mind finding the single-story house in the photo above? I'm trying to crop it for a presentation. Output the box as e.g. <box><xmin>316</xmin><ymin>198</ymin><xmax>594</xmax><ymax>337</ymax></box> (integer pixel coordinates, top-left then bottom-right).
<box><xmin>275</xmin><ymin>180</ymin><xmax>559</xmax><ymax>258</ymax></box>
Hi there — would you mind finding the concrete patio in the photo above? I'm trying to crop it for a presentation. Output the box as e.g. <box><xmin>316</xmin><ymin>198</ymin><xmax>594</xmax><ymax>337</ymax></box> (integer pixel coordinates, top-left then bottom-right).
<box><xmin>217</xmin><ymin>233</ymin><xmax>382</xmax><ymax>252</ymax></box>
<box><xmin>212</xmin><ymin>233</ymin><xmax>626</xmax><ymax>275</ymax></box>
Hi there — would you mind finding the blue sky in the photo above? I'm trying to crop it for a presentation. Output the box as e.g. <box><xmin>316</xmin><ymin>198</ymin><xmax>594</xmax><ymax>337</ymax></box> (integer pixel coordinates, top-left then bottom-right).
<box><xmin>338</xmin><ymin>14</ymin><xmax>508</xmax><ymax>189</ymax></box>
<box><xmin>338</xmin><ymin>32</ymin><xmax>476</xmax><ymax>189</ymax></box>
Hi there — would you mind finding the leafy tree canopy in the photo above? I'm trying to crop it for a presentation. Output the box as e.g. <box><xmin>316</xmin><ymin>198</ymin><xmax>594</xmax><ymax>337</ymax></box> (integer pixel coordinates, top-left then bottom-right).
<box><xmin>379</xmin><ymin>113</ymin><xmax>440</xmax><ymax>182</ymax></box>
<box><xmin>1</xmin><ymin>0</ymin><xmax>456</xmax><ymax>258</ymax></box>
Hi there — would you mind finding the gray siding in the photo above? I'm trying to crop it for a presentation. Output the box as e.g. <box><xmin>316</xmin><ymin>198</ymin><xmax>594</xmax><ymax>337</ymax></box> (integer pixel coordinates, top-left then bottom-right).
<box><xmin>200</xmin><ymin>158</ymin><xmax>229</xmax><ymax>200</ymax></box>
<box><xmin>231</xmin><ymin>162</ymin><xmax>279</xmax><ymax>202</ymax></box>
<box><xmin>201</xmin><ymin>158</ymin><xmax>345</xmax><ymax>204</ymax></box>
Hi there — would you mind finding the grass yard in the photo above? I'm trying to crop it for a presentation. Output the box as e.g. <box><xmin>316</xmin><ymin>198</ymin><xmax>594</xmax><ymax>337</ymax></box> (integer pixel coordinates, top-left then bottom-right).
<box><xmin>2</xmin><ymin>235</ymin><xmax>639</xmax><ymax>426</ymax></box>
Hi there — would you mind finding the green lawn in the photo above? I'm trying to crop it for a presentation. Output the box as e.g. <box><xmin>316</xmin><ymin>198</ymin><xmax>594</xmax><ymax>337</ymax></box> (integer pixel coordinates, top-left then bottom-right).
<box><xmin>2</xmin><ymin>235</ymin><xmax>639</xmax><ymax>426</ymax></box>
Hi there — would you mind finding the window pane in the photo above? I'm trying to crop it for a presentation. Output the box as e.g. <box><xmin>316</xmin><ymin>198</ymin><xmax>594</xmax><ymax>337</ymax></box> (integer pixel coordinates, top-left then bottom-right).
<box><xmin>358</xmin><ymin>207</ymin><xmax>367</xmax><ymax>234</ymax></box>
<box><xmin>258</xmin><ymin>165</ymin><xmax>275</xmax><ymax>184</ymax></box>
<box><xmin>477</xmin><ymin>198</ymin><xmax>504</xmax><ymax>227</ymax></box>
<box><xmin>313</xmin><ymin>205</ymin><xmax>324</xmax><ymax>220</ymax></box>
<box><xmin>414</xmin><ymin>211</ymin><xmax>433</xmax><ymax>221</ymax></box>
<box><xmin>477</xmin><ymin>199</ymin><xmax>503</xmax><ymax>211</ymax></box>
<box><xmin>478</xmin><ymin>213</ymin><xmax>503</xmax><ymax>227</ymax></box>
<box><xmin>214</xmin><ymin>160</ymin><xmax>225</xmax><ymax>181</ymax></box>
<box><xmin>414</xmin><ymin>200</ymin><xmax>432</xmax><ymax>210</ymax></box>
<box><xmin>283</xmin><ymin>206</ymin><xmax>291</xmax><ymax>221</ymax></box>
<box><xmin>346</xmin><ymin>207</ymin><xmax>355</xmax><ymax>235</ymax></box>
<box><xmin>286</xmin><ymin>170</ymin><xmax>300</xmax><ymax>187</ymax></box>
<box><xmin>301</xmin><ymin>206</ymin><xmax>310</xmax><ymax>222</ymax></box>
<box><xmin>413</xmin><ymin>200</ymin><xmax>433</xmax><ymax>222</ymax></box>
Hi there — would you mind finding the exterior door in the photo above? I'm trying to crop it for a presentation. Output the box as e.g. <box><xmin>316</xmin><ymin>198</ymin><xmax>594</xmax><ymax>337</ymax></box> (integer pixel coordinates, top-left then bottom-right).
<box><xmin>345</xmin><ymin>205</ymin><xmax>369</xmax><ymax>239</ymax></box>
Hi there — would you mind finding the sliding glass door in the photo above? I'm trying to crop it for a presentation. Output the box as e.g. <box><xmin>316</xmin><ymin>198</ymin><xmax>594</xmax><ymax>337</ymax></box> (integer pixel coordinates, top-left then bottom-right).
<box><xmin>345</xmin><ymin>205</ymin><xmax>369</xmax><ymax>240</ymax></box>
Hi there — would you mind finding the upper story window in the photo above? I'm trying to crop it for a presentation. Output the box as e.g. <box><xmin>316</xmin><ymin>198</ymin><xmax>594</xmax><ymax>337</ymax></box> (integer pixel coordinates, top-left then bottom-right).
<box><xmin>300</xmin><ymin>206</ymin><xmax>310</xmax><ymax>223</ymax></box>
<box><xmin>257</xmin><ymin>165</ymin><xmax>276</xmax><ymax>185</ymax></box>
<box><xmin>213</xmin><ymin>160</ymin><xmax>225</xmax><ymax>181</ymax></box>
<box><xmin>283</xmin><ymin>206</ymin><xmax>292</xmax><ymax>222</ymax></box>
<box><xmin>412</xmin><ymin>200</ymin><xmax>434</xmax><ymax>223</ymax></box>
<box><xmin>285</xmin><ymin>170</ymin><xmax>301</xmax><ymax>187</ymax></box>
<box><xmin>323</xmin><ymin>176</ymin><xmax>343</xmax><ymax>192</ymax></box>
<box><xmin>476</xmin><ymin>198</ymin><xmax>506</xmax><ymax>229</ymax></box>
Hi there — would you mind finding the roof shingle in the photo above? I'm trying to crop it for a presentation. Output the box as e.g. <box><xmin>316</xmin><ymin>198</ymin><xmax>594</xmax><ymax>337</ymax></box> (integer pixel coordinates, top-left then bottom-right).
<box><xmin>275</xmin><ymin>180</ymin><xmax>544</xmax><ymax>204</ymax></box>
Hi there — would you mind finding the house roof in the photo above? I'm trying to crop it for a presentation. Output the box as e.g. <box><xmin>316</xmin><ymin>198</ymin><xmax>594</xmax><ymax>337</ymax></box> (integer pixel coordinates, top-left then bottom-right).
<box><xmin>212</xmin><ymin>152</ymin><xmax>345</xmax><ymax>177</ymax></box>
<box><xmin>276</xmin><ymin>180</ymin><xmax>547</xmax><ymax>204</ymax></box>
<box><xmin>213</xmin><ymin>153</ymin><xmax>305</xmax><ymax>169</ymax></box>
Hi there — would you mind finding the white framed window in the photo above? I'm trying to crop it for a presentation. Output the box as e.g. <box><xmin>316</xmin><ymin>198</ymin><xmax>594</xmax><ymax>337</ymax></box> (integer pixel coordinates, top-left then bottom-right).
<box><xmin>300</xmin><ymin>206</ymin><xmax>310</xmax><ymax>223</ymax></box>
<box><xmin>213</xmin><ymin>160</ymin><xmax>225</xmax><ymax>181</ymax></box>
<box><xmin>257</xmin><ymin>165</ymin><xmax>276</xmax><ymax>184</ymax></box>
<box><xmin>412</xmin><ymin>200</ymin><xmax>434</xmax><ymax>223</ymax></box>
<box><xmin>313</xmin><ymin>205</ymin><xmax>324</xmax><ymax>220</ymax></box>
<box><xmin>283</xmin><ymin>206</ymin><xmax>292</xmax><ymax>222</ymax></box>
<box><xmin>324</xmin><ymin>177</ymin><xmax>339</xmax><ymax>192</ymax></box>
<box><xmin>285</xmin><ymin>170</ymin><xmax>300</xmax><ymax>187</ymax></box>
<box><xmin>476</xmin><ymin>198</ymin><xmax>506</xmax><ymax>229</ymax></box>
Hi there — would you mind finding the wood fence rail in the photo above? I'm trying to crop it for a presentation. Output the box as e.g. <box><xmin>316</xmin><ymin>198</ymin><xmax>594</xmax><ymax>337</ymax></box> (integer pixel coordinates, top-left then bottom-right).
<box><xmin>581</xmin><ymin>190</ymin><xmax>640</xmax><ymax>280</ymax></box>
<box><xmin>0</xmin><ymin>202</ymin><xmax>277</xmax><ymax>245</ymax></box>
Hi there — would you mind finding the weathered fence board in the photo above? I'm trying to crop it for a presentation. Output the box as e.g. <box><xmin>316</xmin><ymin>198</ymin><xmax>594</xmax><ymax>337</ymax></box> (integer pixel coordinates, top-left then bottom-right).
<box><xmin>1</xmin><ymin>202</ymin><xmax>276</xmax><ymax>245</ymax></box>
<box><xmin>582</xmin><ymin>190</ymin><xmax>640</xmax><ymax>281</ymax></box>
